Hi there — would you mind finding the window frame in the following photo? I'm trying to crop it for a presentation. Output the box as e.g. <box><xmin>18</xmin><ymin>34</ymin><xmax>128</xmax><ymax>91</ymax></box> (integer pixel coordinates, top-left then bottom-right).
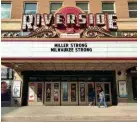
<box><xmin>76</xmin><ymin>1</ymin><xmax>89</xmax><ymax>13</ymax></box>
<box><xmin>128</xmin><ymin>2</ymin><xmax>137</xmax><ymax>18</ymax></box>
<box><xmin>23</xmin><ymin>2</ymin><xmax>38</xmax><ymax>14</ymax></box>
<box><xmin>102</xmin><ymin>2</ymin><xmax>116</xmax><ymax>14</ymax></box>
<box><xmin>50</xmin><ymin>2</ymin><xmax>63</xmax><ymax>14</ymax></box>
<box><xmin>1</xmin><ymin>2</ymin><xmax>12</xmax><ymax>19</ymax></box>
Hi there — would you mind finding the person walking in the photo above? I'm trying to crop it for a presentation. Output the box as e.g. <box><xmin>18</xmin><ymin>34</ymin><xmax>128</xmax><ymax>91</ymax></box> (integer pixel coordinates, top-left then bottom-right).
<box><xmin>88</xmin><ymin>88</ymin><xmax>95</xmax><ymax>106</ymax></box>
<box><xmin>98</xmin><ymin>87</ymin><xmax>107</xmax><ymax>108</ymax></box>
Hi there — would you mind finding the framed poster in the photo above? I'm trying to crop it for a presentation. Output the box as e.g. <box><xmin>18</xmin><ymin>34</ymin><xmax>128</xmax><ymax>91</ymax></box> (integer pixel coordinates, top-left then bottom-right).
<box><xmin>71</xmin><ymin>83</ymin><xmax>76</xmax><ymax>102</ymax></box>
<box><xmin>37</xmin><ymin>83</ymin><xmax>42</xmax><ymax>102</ymax></box>
<box><xmin>80</xmin><ymin>83</ymin><xmax>85</xmax><ymax>102</ymax></box>
<box><xmin>46</xmin><ymin>83</ymin><xmax>51</xmax><ymax>101</ymax></box>
<box><xmin>54</xmin><ymin>83</ymin><xmax>59</xmax><ymax>102</ymax></box>
<box><xmin>62</xmin><ymin>83</ymin><xmax>68</xmax><ymax>101</ymax></box>
<box><xmin>118</xmin><ymin>80</ymin><xmax>127</xmax><ymax>98</ymax></box>
<box><xmin>1</xmin><ymin>80</ymin><xmax>11</xmax><ymax>101</ymax></box>
<box><xmin>12</xmin><ymin>80</ymin><xmax>21</xmax><ymax>98</ymax></box>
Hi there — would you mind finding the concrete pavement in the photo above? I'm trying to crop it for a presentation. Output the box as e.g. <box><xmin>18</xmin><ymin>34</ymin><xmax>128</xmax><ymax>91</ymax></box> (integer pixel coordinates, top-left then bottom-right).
<box><xmin>1</xmin><ymin>106</ymin><xmax>137</xmax><ymax>122</ymax></box>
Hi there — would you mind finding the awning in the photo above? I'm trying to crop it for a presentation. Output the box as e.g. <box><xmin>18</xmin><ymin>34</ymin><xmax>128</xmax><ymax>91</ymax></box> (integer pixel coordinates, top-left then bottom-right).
<box><xmin>2</xmin><ymin>60</ymin><xmax>137</xmax><ymax>72</ymax></box>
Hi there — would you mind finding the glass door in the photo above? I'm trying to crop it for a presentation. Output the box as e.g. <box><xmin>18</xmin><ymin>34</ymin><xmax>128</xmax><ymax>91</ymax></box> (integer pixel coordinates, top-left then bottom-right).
<box><xmin>28</xmin><ymin>82</ymin><xmax>44</xmax><ymax>106</ymax></box>
<box><xmin>44</xmin><ymin>82</ymin><xmax>60</xmax><ymax>106</ymax></box>
<box><xmin>79</xmin><ymin>82</ymin><xmax>94</xmax><ymax>105</ymax></box>
<box><xmin>79</xmin><ymin>82</ymin><xmax>86</xmax><ymax>105</ymax></box>
<box><xmin>87</xmin><ymin>82</ymin><xmax>95</xmax><ymax>105</ymax></box>
<box><xmin>95</xmin><ymin>82</ymin><xmax>112</xmax><ymax>105</ymax></box>
<box><xmin>61</xmin><ymin>82</ymin><xmax>78</xmax><ymax>105</ymax></box>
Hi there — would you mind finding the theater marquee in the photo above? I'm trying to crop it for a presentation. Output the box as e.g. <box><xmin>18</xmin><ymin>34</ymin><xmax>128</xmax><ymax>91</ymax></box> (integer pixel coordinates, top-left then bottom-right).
<box><xmin>1</xmin><ymin>41</ymin><xmax>137</xmax><ymax>58</ymax></box>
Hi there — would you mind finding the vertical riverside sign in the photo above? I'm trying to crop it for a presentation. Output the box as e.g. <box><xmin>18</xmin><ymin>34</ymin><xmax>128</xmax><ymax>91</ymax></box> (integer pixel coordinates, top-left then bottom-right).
<box><xmin>22</xmin><ymin>7</ymin><xmax>117</xmax><ymax>33</ymax></box>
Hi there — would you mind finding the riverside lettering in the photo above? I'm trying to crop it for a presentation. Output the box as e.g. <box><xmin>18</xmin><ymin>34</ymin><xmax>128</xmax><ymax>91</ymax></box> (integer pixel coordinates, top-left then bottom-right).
<box><xmin>22</xmin><ymin>13</ymin><xmax>117</xmax><ymax>31</ymax></box>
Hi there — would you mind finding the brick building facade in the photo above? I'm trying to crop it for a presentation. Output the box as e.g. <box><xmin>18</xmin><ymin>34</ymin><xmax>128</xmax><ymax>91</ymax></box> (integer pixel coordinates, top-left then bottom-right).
<box><xmin>1</xmin><ymin>0</ymin><xmax>137</xmax><ymax>106</ymax></box>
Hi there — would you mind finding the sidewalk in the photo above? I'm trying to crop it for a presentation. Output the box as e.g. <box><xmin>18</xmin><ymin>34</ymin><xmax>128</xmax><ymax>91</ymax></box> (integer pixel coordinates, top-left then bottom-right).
<box><xmin>1</xmin><ymin>106</ymin><xmax>137</xmax><ymax>122</ymax></box>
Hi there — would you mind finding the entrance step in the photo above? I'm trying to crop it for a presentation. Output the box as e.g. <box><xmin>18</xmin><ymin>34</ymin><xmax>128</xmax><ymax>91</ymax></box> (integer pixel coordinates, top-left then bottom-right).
<box><xmin>2</xmin><ymin>115</ymin><xmax>137</xmax><ymax>122</ymax></box>
<box><xmin>2</xmin><ymin>106</ymin><xmax>137</xmax><ymax>122</ymax></box>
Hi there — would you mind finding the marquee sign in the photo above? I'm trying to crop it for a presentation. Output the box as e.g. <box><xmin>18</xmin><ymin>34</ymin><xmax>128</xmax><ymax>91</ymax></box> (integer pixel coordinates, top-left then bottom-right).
<box><xmin>21</xmin><ymin>7</ymin><xmax>117</xmax><ymax>37</ymax></box>
<box><xmin>1</xmin><ymin>41</ymin><xmax>137</xmax><ymax>58</ymax></box>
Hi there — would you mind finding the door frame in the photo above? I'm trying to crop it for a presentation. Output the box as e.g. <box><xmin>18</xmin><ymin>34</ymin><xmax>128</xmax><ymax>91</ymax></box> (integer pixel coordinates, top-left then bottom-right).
<box><xmin>61</xmin><ymin>82</ymin><xmax>78</xmax><ymax>105</ymax></box>
<box><xmin>95</xmin><ymin>82</ymin><xmax>112</xmax><ymax>105</ymax></box>
<box><xmin>28</xmin><ymin>82</ymin><xmax>44</xmax><ymax>106</ymax></box>
<box><xmin>44</xmin><ymin>82</ymin><xmax>60</xmax><ymax>106</ymax></box>
<box><xmin>79</xmin><ymin>82</ymin><xmax>95</xmax><ymax>105</ymax></box>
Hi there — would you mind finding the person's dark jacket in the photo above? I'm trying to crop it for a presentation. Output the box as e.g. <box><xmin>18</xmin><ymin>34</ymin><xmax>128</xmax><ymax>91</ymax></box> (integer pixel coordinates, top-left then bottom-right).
<box><xmin>88</xmin><ymin>90</ymin><xmax>95</xmax><ymax>101</ymax></box>
<box><xmin>1</xmin><ymin>92</ymin><xmax>11</xmax><ymax>101</ymax></box>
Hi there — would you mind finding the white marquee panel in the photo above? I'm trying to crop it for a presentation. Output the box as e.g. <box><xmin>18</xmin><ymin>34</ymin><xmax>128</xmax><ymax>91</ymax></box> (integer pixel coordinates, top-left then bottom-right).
<box><xmin>1</xmin><ymin>41</ymin><xmax>137</xmax><ymax>58</ymax></box>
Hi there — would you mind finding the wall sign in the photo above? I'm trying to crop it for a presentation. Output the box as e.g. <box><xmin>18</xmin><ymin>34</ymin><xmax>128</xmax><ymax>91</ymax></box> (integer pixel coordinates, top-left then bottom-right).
<box><xmin>12</xmin><ymin>80</ymin><xmax>21</xmax><ymax>98</ymax></box>
<box><xmin>22</xmin><ymin>7</ymin><xmax>117</xmax><ymax>34</ymax></box>
<box><xmin>2</xmin><ymin>41</ymin><xmax>137</xmax><ymax>58</ymax></box>
<box><xmin>118</xmin><ymin>80</ymin><xmax>127</xmax><ymax>98</ymax></box>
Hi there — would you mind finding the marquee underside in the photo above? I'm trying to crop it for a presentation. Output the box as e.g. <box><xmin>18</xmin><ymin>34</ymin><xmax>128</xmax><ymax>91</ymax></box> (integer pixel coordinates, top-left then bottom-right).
<box><xmin>2</xmin><ymin>60</ymin><xmax>137</xmax><ymax>72</ymax></box>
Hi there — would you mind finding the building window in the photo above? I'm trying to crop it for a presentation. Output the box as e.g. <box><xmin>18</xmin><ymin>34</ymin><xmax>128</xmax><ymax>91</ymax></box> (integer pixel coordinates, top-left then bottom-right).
<box><xmin>24</xmin><ymin>3</ymin><xmax>37</xmax><ymax>14</ymax></box>
<box><xmin>76</xmin><ymin>2</ymin><xmax>89</xmax><ymax>13</ymax></box>
<box><xmin>128</xmin><ymin>2</ymin><xmax>137</xmax><ymax>18</ymax></box>
<box><xmin>102</xmin><ymin>2</ymin><xmax>115</xmax><ymax>14</ymax></box>
<box><xmin>50</xmin><ymin>2</ymin><xmax>62</xmax><ymax>14</ymax></box>
<box><xmin>1</xmin><ymin>3</ymin><xmax>11</xmax><ymax>19</ymax></box>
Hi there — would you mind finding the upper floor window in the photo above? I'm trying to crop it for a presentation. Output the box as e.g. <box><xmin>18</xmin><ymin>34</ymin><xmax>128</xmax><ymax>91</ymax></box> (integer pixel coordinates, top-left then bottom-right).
<box><xmin>128</xmin><ymin>2</ymin><xmax>137</xmax><ymax>18</ymax></box>
<box><xmin>102</xmin><ymin>2</ymin><xmax>115</xmax><ymax>14</ymax></box>
<box><xmin>50</xmin><ymin>2</ymin><xmax>62</xmax><ymax>14</ymax></box>
<box><xmin>24</xmin><ymin>3</ymin><xmax>37</xmax><ymax>14</ymax></box>
<box><xmin>1</xmin><ymin>3</ymin><xmax>11</xmax><ymax>19</ymax></box>
<box><xmin>76</xmin><ymin>2</ymin><xmax>89</xmax><ymax>13</ymax></box>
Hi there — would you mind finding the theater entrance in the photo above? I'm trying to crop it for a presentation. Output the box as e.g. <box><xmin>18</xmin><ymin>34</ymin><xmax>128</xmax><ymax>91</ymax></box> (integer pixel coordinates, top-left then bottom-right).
<box><xmin>24</xmin><ymin>71</ymin><xmax>117</xmax><ymax>106</ymax></box>
<box><xmin>27</xmin><ymin>82</ymin><xmax>112</xmax><ymax>106</ymax></box>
